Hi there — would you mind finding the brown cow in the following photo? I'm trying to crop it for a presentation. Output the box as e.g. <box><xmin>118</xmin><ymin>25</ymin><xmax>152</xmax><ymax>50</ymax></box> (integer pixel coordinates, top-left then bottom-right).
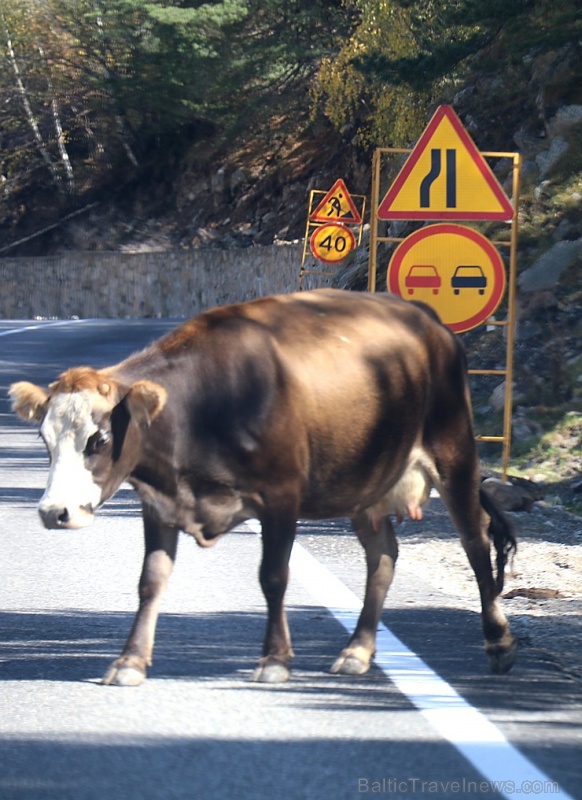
<box><xmin>9</xmin><ymin>289</ymin><xmax>516</xmax><ymax>685</ymax></box>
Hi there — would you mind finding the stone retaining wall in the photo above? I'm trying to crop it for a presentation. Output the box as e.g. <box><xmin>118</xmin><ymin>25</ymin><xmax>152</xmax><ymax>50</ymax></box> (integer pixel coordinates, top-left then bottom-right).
<box><xmin>0</xmin><ymin>243</ymin><xmax>327</xmax><ymax>319</ymax></box>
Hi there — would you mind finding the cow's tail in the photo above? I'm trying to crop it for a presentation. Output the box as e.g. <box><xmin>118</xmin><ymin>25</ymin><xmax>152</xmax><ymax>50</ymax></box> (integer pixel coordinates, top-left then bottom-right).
<box><xmin>480</xmin><ymin>487</ymin><xmax>517</xmax><ymax>595</ymax></box>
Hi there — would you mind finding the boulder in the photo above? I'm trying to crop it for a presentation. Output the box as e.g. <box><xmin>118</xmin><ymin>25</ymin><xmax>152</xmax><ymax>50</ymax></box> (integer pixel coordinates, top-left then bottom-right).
<box><xmin>481</xmin><ymin>477</ymin><xmax>537</xmax><ymax>512</ymax></box>
<box><xmin>518</xmin><ymin>239</ymin><xmax>582</xmax><ymax>291</ymax></box>
<box><xmin>547</xmin><ymin>104</ymin><xmax>582</xmax><ymax>136</ymax></box>
<box><xmin>536</xmin><ymin>135</ymin><xmax>569</xmax><ymax>177</ymax></box>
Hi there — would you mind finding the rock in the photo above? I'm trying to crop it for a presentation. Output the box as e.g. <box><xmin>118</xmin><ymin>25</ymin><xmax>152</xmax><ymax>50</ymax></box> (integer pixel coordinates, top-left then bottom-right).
<box><xmin>533</xmin><ymin>179</ymin><xmax>551</xmax><ymax>200</ymax></box>
<box><xmin>261</xmin><ymin>211</ymin><xmax>278</xmax><ymax>226</ymax></box>
<box><xmin>516</xmin><ymin>320</ymin><xmax>541</xmax><ymax>341</ymax></box>
<box><xmin>481</xmin><ymin>477</ymin><xmax>537</xmax><ymax>512</ymax></box>
<box><xmin>195</xmin><ymin>226</ymin><xmax>220</xmax><ymax>244</ymax></box>
<box><xmin>516</xmin><ymin>289</ymin><xmax>558</xmax><ymax>321</ymax></box>
<box><xmin>211</xmin><ymin>166</ymin><xmax>229</xmax><ymax>208</ymax></box>
<box><xmin>452</xmin><ymin>86</ymin><xmax>474</xmax><ymax>106</ymax></box>
<box><xmin>552</xmin><ymin>218</ymin><xmax>577</xmax><ymax>241</ymax></box>
<box><xmin>387</xmin><ymin>220</ymin><xmax>411</xmax><ymax>239</ymax></box>
<box><xmin>535</xmin><ymin>135</ymin><xmax>569</xmax><ymax>177</ymax></box>
<box><xmin>519</xmin><ymin>160</ymin><xmax>540</xmax><ymax>188</ymax></box>
<box><xmin>513</xmin><ymin>127</ymin><xmax>546</xmax><ymax>154</ymax></box>
<box><xmin>547</xmin><ymin>104</ymin><xmax>582</xmax><ymax>136</ymax></box>
<box><xmin>230</xmin><ymin>168</ymin><xmax>247</xmax><ymax>194</ymax></box>
<box><xmin>489</xmin><ymin>382</ymin><xmax>526</xmax><ymax>411</ymax></box>
<box><xmin>252</xmin><ymin>228</ymin><xmax>274</xmax><ymax>245</ymax></box>
<box><xmin>463</xmin><ymin>113</ymin><xmax>478</xmax><ymax>134</ymax></box>
<box><xmin>493</xmin><ymin>157</ymin><xmax>513</xmax><ymax>178</ymax></box>
<box><xmin>511</xmin><ymin>416</ymin><xmax>543</xmax><ymax>442</ymax></box>
<box><xmin>518</xmin><ymin>238</ymin><xmax>582</xmax><ymax>291</ymax></box>
<box><xmin>531</xmin><ymin>43</ymin><xmax>582</xmax><ymax>122</ymax></box>
<box><xmin>490</xmin><ymin>381</ymin><xmax>508</xmax><ymax>411</ymax></box>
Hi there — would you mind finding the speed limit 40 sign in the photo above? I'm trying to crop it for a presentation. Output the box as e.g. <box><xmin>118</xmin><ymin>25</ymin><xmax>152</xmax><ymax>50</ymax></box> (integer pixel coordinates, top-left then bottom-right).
<box><xmin>310</xmin><ymin>222</ymin><xmax>355</xmax><ymax>263</ymax></box>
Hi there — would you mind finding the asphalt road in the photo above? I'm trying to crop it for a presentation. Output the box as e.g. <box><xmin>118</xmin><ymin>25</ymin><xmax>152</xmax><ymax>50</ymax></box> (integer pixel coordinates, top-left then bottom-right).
<box><xmin>1</xmin><ymin>317</ymin><xmax>580</xmax><ymax>800</ymax></box>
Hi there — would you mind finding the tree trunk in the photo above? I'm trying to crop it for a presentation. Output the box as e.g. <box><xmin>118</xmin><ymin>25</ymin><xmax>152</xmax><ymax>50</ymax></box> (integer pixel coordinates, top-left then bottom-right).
<box><xmin>37</xmin><ymin>40</ymin><xmax>75</xmax><ymax>192</ymax></box>
<box><xmin>0</xmin><ymin>8</ymin><xmax>63</xmax><ymax>190</ymax></box>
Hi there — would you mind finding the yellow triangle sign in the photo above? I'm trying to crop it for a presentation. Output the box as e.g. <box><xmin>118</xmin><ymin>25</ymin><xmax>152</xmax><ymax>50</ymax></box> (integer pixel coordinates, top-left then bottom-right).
<box><xmin>378</xmin><ymin>106</ymin><xmax>514</xmax><ymax>221</ymax></box>
<box><xmin>310</xmin><ymin>179</ymin><xmax>362</xmax><ymax>225</ymax></box>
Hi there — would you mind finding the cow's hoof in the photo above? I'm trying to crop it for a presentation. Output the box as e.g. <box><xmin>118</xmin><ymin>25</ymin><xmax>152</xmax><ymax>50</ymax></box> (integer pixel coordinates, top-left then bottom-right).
<box><xmin>101</xmin><ymin>664</ymin><xmax>146</xmax><ymax>687</ymax></box>
<box><xmin>330</xmin><ymin>651</ymin><xmax>370</xmax><ymax>676</ymax></box>
<box><xmin>486</xmin><ymin>639</ymin><xmax>517</xmax><ymax>675</ymax></box>
<box><xmin>252</xmin><ymin>659</ymin><xmax>290</xmax><ymax>684</ymax></box>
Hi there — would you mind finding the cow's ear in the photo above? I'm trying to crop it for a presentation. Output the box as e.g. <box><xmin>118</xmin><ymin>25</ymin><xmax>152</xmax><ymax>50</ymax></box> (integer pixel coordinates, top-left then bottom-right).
<box><xmin>126</xmin><ymin>380</ymin><xmax>167</xmax><ymax>427</ymax></box>
<box><xmin>8</xmin><ymin>381</ymin><xmax>49</xmax><ymax>422</ymax></box>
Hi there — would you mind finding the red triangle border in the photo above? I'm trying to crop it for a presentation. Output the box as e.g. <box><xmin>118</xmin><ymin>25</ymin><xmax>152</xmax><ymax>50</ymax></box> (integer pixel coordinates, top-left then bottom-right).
<box><xmin>377</xmin><ymin>106</ymin><xmax>514</xmax><ymax>221</ymax></box>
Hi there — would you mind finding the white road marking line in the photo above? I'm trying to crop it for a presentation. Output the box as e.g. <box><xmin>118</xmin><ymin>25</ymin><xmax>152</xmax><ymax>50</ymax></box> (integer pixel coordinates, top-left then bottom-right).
<box><xmin>289</xmin><ymin>541</ymin><xmax>573</xmax><ymax>800</ymax></box>
<box><xmin>0</xmin><ymin>319</ymin><xmax>87</xmax><ymax>337</ymax></box>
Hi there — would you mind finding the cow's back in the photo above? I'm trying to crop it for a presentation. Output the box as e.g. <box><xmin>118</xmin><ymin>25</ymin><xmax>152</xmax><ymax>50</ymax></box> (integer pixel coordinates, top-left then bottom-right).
<box><xmin>240</xmin><ymin>289</ymin><xmax>463</xmax><ymax>436</ymax></box>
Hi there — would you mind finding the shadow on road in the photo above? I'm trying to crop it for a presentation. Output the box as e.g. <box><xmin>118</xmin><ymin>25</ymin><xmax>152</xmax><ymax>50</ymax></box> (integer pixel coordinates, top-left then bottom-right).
<box><xmin>1</xmin><ymin>605</ymin><xmax>580</xmax><ymax>711</ymax></box>
<box><xmin>0</xmin><ymin>605</ymin><xmax>580</xmax><ymax>799</ymax></box>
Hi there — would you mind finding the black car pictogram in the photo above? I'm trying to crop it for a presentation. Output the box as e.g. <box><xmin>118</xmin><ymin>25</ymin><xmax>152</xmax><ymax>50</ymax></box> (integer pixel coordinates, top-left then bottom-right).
<box><xmin>451</xmin><ymin>265</ymin><xmax>487</xmax><ymax>295</ymax></box>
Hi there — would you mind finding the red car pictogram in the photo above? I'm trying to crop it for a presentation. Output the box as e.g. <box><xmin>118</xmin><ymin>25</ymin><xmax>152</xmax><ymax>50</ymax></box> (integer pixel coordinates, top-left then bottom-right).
<box><xmin>404</xmin><ymin>264</ymin><xmax>442</xmax><ymax>295</ymax></box>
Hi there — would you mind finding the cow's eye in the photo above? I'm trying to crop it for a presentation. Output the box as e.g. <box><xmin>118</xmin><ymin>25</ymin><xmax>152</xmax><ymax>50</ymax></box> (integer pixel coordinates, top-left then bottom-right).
<box><xmin>85</xmin><ymin>430</ymin><xmax>111</xmax><ymax>456</ymax></box>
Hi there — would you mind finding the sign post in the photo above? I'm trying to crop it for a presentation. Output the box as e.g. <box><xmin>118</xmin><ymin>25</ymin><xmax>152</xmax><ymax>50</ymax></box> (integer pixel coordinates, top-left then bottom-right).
<box><xmin>369</xmin><ymin>105</ymin><xmax>522</xmax><ymax>478</ymax></box>
<box><xmin>300</xmin><ymin>180</ymin><xmax>366</xmax><ymax>290</ymax></box>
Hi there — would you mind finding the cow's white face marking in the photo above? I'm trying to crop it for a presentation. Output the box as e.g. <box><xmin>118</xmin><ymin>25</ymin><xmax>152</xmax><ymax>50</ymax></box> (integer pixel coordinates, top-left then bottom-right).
<box><xmin>39</xmin><ymin>391</ymin><xmax>103</xmax><ymax>528</ymax></box>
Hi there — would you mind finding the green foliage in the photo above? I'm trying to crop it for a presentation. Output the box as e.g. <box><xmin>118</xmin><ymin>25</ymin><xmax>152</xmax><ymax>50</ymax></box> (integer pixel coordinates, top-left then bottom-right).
<box><xmin>510</xmin><ymin>410</ymin><xmax>582</xmax><ymax>480</ymax></box>
<box><xmin>0</xmin><ymin>0</ymin><xmax>354</xmax><ymax>207</ymax></box>
<box><xmin>48</xmin><ymin>0</ymin><xmax>249</xmax><ymax>131</ymax></box>
<box><xmin>311</xmin><ymin>0</ymin><xmax>433</xmax><ymax>147</ymax></box>
<box><xmin>209</xmin><ymin>0</ymin><xmax>356</xmax><ymax>132</ymax></box>
<box><xmin>2</xmin><ymin>0</ymin><xmax>581</xmax><ymax>215</ymax></box>
<box><xmin>311</xmin><ymin>0</ymin><xmax>582</xmax><ymax>147</ymax></box>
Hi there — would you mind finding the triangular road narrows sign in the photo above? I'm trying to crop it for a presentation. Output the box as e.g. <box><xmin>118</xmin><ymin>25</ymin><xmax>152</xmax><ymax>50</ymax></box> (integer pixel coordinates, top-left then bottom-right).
<box><xmin>378</xmin><ymin>105</ymin><xmax>514</xmax><ymax>221</ymax></box>
<box><xmin>310</xmin><ymin>179</ymin><xmax>362</xmax><ymax>225</ymax></box>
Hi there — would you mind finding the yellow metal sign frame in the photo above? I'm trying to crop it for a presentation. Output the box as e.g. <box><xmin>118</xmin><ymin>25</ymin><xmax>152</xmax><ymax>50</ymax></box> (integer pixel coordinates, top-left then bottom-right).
<box><xmin>369</xmin><ymin>147</ymin><xmax>522</xmax><ymax>479</ymax></box>
<box><xmin>300</xmin><ymin>187</ymin><xmax>366</xmax><ymax>290</ymax></box>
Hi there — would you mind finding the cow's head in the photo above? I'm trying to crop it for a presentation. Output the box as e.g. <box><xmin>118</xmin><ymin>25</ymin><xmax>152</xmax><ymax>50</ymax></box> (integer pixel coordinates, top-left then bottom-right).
<box><xmin>9</xmin><ymin>368</ymin><xmax>167</xmax><ymax>529</ymax></box>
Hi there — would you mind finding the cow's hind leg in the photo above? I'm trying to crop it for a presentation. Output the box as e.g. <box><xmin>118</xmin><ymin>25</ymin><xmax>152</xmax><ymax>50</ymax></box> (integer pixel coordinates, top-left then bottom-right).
<box><xmin>439</xmin><ymin>465</ymin><xmax>516</xmax><ymax>674</ymax></box>
<box><xmin>102</xmin><ymin>508</ymin><xmax>178</xmax><ymax>687</ymax></box>
<box><xmin>331</xmin><ymin>513</ymin><xmax>398</xmax><ymax>676</ymax></box>
<box><xmin>253</xmin><ymin>509</ymin><xmax>296</xmax><ymax>684</ymax></box>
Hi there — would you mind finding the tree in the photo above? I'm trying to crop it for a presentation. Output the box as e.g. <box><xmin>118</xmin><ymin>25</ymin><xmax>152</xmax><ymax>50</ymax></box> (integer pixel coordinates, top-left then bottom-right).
<box><xmin>0</xmin><ymin>1</ymin><xmax>74</xmax><ymax>194</ymax></box>
<box><xmin>311</xmin><ymin>0</ymin><xmax>432</xmax><ymax>147</ymax></box>
<box><xmin>0</xmin><ymin>0</ymin><xmax>356</xmax><ymax>222</ymax></box>
<box><xmin>310</xmin><ymin>0</ymin><xmax>581</xmax><ymax>148</ymax></box>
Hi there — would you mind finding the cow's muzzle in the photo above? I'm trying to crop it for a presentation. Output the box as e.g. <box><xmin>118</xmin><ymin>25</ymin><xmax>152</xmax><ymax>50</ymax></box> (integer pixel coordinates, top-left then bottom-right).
<box><xmin>39</xmin><ymin>503</ymin><xmax>95</xmax><ymax>530</ymax></box>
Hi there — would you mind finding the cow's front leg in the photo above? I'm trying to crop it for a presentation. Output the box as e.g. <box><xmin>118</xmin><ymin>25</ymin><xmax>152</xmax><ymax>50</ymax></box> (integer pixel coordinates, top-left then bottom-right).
<box><xmin>102</xmin><ymin>508</ymin><xmax>178</xmax><ymax>687</ymax></box>
<box><xmin>253</xmin><ymin>510</ymin><xmax>296</xmax><ymax>684</ymax></box>
<box><xmin>332</xmin><ymin>513</ymin><xmax>398</xmax><ymax>676</ymax></box>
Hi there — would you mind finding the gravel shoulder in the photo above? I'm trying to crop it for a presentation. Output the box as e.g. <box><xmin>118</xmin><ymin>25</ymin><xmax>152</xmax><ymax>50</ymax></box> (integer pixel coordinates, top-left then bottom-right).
<box><xmin>396</xmin><ymin>498</ymin><xmax>582</xmax><ymax>683</ymax></box>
